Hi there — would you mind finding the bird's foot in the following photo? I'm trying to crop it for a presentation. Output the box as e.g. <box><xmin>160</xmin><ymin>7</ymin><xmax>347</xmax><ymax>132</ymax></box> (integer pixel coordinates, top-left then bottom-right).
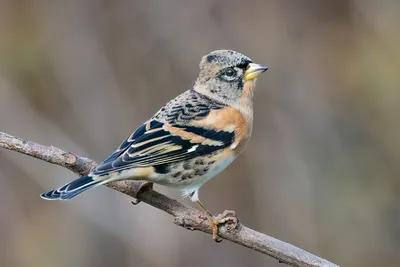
<box><xmin>131</xmin><ymin>181</ymin><xmax>153</xmax><ymax>205</ymax></box>
<box><xmin>210</xmin><ymin>210</ymin><xmax>238</xmax><ymax>242</ymax></box>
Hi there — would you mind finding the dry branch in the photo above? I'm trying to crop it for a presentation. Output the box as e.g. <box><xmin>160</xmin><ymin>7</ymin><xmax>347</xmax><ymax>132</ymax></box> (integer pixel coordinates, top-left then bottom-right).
<box><xmin>0</xmin><ymin>131</ymin><xmax>339</xmax><ymax>267</ymax></box>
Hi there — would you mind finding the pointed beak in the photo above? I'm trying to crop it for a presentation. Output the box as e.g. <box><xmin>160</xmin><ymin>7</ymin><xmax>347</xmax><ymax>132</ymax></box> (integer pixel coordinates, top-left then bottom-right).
<box><xmin>245</xmin><ymin>63</ymin><xmax>268</xmax><ymax>81</ymax></box>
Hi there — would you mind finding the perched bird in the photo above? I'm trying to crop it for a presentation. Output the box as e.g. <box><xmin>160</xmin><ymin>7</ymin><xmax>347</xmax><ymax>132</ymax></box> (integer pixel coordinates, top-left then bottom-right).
<box><xmin>41</xmin><ymin>50</ymin><xmax>268</xmax><ymax>240</ymax></box>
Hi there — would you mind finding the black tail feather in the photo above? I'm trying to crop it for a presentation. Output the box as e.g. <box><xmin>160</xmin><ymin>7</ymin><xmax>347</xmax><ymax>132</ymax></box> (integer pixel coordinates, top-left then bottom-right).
<box><xmin>40</xmin><ymin>175</ymin><xmax>103</xmax><ymax>200</ymax></box>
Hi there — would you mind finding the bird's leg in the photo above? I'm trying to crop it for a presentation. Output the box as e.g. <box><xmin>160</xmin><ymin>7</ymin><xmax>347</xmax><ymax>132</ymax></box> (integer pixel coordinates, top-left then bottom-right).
<box><xmin>195</xmin><ymin>201</ymin><xmax>238</xmax><ymax>242</ymax></box>
<box><xmin>195</xmin><ymin>200</ymin><xmax>223</xmax><ymax>242</ymax></box>
<box><xmin>130</xmin><ymin>181</ymin><xmax>153</xmax><ymax>205</ymax></box>
<box><xmin>190</xmin><ymin>190</ymin><xmax>238</xmax><ymax>242</ymax></box>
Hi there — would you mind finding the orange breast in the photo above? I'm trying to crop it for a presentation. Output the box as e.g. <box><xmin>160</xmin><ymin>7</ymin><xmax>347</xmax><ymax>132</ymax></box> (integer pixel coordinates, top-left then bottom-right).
<box><xmin>191</xmin><ymin>106</ymin><xmax>252</xmax><ymax>155</ymax></box>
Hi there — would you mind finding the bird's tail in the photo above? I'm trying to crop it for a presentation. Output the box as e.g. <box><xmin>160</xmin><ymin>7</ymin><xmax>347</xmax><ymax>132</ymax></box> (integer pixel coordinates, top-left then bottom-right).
<box><xmin>40</xmin><ymin>175</ymin><xmax>107</xmax><ymax>200</ymax></box>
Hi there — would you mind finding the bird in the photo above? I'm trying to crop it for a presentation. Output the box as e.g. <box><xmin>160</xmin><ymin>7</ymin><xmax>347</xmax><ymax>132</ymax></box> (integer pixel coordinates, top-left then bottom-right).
<box><xmin>41</xmin><ymin>49</ymin><xmax>268</xmax><ymax>240</ymax></box>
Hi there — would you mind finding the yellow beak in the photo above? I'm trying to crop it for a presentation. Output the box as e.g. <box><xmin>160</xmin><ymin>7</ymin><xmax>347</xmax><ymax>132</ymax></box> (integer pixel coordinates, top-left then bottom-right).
<box><xmin>245</xmin><ymin>63</ymin><xmax>268</xmax><ymax>81</ymax></box>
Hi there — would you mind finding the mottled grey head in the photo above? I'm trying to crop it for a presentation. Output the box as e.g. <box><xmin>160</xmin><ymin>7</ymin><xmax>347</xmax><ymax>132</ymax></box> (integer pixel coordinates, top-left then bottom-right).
<box><xmin>194</xmin><ymin>50</ymin><xmax>268</xmax><ymax>108</ymax></box>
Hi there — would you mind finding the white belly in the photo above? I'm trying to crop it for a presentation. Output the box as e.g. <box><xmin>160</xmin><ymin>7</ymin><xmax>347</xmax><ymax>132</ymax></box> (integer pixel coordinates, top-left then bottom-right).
<box><xmin>204</xmin><ymin>154</ymin><xmax>236</xmax><ymax>183</ymax></box>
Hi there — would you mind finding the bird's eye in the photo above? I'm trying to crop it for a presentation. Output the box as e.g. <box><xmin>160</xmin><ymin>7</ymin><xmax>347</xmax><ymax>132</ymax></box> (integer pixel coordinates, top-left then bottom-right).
<box><xmin>224</xmin><ymin>68</ymin><xmax>236</xmax><ymax>77</ymax></box>
<box><xmin>220</xmin><ymin>68</ymin><xmax>237</xmax><ymax>81</ymax></box>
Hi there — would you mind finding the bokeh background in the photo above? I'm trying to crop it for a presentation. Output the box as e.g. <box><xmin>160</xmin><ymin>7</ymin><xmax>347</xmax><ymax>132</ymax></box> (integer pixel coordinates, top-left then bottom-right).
<box><xmin>1</xmin><ymin>0</ymin><xmax>399</xmax><ymax>266</ymax></box>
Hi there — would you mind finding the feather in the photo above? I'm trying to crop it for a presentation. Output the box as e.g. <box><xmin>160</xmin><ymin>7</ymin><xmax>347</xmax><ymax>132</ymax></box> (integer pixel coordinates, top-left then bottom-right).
<box><xmin>93</xmin><ymin>119</ymin><xmax>235</xmax><ymax>175</ymax></box>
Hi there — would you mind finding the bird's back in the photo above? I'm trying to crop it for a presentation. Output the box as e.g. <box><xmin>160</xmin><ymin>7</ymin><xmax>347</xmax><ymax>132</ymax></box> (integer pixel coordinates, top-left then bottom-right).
<box><xmin>152</xmin><ymin>89</ymin><xmax>226</xmax><ymax>125</ymax></box>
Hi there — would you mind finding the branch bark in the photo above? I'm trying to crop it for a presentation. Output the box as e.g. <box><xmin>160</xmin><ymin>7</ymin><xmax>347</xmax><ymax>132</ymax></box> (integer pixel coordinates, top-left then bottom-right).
<box><xmin>0</xmin><ymin>131</ymin><xmax>339</xmax><ymax>267</ymax></box>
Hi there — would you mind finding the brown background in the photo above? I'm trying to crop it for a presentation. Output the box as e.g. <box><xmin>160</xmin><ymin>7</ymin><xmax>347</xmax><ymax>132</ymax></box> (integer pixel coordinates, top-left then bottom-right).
<box><xmin>1</xmin><ymin>1</ymin><xmax>399</xmax><ymax>266</ymax></box>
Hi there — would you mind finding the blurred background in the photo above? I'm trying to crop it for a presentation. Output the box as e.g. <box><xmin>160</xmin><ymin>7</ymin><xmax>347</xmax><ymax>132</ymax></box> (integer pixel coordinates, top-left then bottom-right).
<box><xmin>0</xmin><ymin>0</ymin><xmax>399</xmax><ymax>266</ymax></box>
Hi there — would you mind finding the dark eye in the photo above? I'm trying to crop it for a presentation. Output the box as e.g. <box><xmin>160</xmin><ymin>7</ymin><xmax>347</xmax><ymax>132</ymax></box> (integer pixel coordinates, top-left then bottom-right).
<box><xmin>224</xmin><ymin>68</ymin><xmax>236</xmax><ymax>77</ymax></box>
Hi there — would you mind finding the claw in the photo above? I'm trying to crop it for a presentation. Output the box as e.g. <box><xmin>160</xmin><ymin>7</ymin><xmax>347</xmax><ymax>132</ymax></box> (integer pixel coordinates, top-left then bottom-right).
<box><xmin>131</xmin><ymin>199</ymin><xmax>141</xmax><ymax>205</ymax></box>
<box><xmin>210</xmin><ymin>210</ymin><xmax>238</xmax><ymax>242</ymax></box>
<box><xmin>130</xmin><ymin>181</ymin><xmax>153</xmax><ymax>205</ymax></box>
<box><xmin>210</xmin><ymin>217</ymin><xmax>223</xmax><ymax>242</ymax></box>
<box><xmin>194</xmin><ymin>200</ymin><xmax>238</xmax><ymax>242</ymax></box>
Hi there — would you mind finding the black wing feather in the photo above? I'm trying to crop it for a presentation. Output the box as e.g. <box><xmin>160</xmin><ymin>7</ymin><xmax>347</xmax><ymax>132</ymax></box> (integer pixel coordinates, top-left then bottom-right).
<box><xmin>93</xmin><ymin>120</ymin><xmax>234</xmax><ymax>175</ymax></box>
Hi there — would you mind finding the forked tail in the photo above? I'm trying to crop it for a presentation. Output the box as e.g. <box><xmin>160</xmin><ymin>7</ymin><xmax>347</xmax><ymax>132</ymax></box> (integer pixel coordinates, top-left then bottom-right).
<box><xmin>40</xmin><ymin>175</ymin><xmax>106</xmax><ymax>200</ymax></box>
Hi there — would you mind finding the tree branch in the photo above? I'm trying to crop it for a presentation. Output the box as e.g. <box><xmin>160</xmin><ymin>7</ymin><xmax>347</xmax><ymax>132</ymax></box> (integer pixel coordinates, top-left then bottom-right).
<box><xmin>0</xmin><ymin>131</ymin><xmax>339</xmax><ymax>267</ymax></box>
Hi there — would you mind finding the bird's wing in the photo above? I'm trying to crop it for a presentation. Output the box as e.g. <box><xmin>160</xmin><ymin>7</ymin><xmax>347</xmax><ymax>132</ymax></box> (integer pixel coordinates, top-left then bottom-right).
<box><xmin>93</xmin><ymin>118</ymin><xmax>234</xmax><ymax>176</ymax></box>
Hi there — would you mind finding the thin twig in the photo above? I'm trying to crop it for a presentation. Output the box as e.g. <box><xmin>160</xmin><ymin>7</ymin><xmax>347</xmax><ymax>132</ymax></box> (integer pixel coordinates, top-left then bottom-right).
<box><xmin>0</xmin><ymin>131</ymin><xmax>339</xmax><ymax>267</ymax></box>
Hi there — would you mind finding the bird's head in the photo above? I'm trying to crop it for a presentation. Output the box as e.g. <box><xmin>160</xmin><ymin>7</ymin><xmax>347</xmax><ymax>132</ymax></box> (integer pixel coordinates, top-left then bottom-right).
<box><xmin>194</xmin><ymin>50</ymin><xmax>268</xmax><ymax>112</ymax></box>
